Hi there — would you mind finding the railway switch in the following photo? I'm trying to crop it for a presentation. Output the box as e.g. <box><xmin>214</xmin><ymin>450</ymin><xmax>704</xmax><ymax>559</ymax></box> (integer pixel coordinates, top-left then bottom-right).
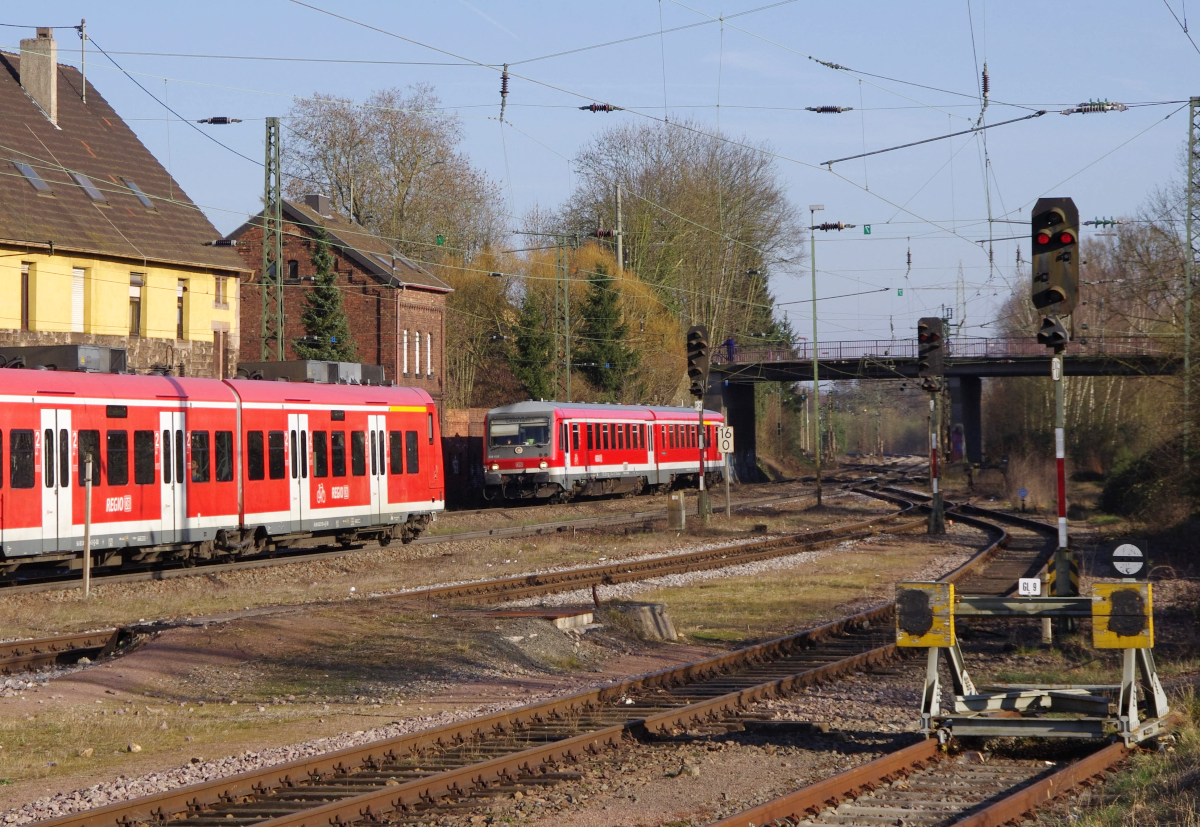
<box><xmin>1092</xmin><ymin>582</ymin><xmax>1153</xmax><ymax>648</ymax></box>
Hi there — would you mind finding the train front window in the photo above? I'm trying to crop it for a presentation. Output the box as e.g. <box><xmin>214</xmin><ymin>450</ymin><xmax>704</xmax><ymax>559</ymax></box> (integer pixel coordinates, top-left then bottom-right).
<box><xmin>488</xmin><ymin>418</ymin><xmax>550</xmax><ymax>448</ymax></box>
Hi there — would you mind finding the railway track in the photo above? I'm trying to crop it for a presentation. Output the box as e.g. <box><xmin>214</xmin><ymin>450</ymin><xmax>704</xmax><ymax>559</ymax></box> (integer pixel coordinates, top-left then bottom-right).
<box><xmin>0</xmin><ymin>477</ymin><xmax>920</xmax><ymax>674</ymax></box>
<box><xmin>30</xmin><ymin>492</ymin><xmax>1052</xmax><ymax>827</ymax></box>
<box><xmin>705</xmin><ymin>495</ymin><xmax>1148</xmax><ymax>827</ymax></box>
<box><xmin>0</xmin><ymin>462</ymin><xmax>919</xmax><ymax>597</ymax></box>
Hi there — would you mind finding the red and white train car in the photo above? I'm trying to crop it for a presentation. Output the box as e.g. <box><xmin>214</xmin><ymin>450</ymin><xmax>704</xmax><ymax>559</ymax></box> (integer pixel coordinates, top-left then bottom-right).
<box><xmin>482</xmin><ymin>401</ymin><xmax>725</xmax><ymax>502</ymax></box>
<box><xmin>0</xmin><ymin>372</ymin><xmax>443</xmax><ymax>569</ymax></box>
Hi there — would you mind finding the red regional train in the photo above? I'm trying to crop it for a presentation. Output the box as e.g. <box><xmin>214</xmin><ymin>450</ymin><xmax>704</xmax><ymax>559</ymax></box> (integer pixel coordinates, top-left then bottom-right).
<box><xmin>0</xmin><ymin>371</ymin><xmax>443</xmax><ymax>571</ymax></box>
<box><xmin>482</xmin><ymin>401</ymin><xmax>726</xmax><ymax>502</ymax></box>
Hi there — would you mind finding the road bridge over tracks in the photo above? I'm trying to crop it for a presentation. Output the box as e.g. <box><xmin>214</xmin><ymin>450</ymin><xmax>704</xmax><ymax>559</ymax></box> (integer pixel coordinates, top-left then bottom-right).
<box><xmin>707</xmin><ymin>336</ymin><xmax>1178</xmax><ymax>478</ymax></box>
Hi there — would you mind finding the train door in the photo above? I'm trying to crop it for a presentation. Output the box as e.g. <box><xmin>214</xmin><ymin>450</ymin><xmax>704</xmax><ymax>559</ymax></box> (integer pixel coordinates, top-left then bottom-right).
<box><xmin>287</xmin><ymin>414</ymin><xmax>309</xmax><ymax>531</ymax></box>
<box><xmin>560</xmin><ymin>421</ymin><xmax>570</xmax><ymax>471</ymax></box>
<box><xmin>159</xmin><ymin>411</ymin><xmax>185</xmax><ymax>542</ymax></box>
<box><xmin>39</xmin><ymin>408</ymin><xmax>73</xmax><ymax>553</ymax></box>
<box><xmin>368</xmin><ymin>414</ymin><xmax>386</xmax><ymax>521</ymax></box>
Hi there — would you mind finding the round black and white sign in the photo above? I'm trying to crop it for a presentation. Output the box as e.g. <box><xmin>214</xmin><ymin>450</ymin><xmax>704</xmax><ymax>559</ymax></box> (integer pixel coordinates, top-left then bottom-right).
<box><xmin>1112</xmin><ymin>543</ymin><xmax>1144</xmax><ymax>576</ymax></box>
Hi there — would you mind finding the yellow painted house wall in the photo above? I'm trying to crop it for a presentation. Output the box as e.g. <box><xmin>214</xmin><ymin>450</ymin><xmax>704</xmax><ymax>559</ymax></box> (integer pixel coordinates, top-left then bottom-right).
<box><xmin>0</xmin><ymin>251</ymin><xmax>238</xmax><ymax>342</ymax></box>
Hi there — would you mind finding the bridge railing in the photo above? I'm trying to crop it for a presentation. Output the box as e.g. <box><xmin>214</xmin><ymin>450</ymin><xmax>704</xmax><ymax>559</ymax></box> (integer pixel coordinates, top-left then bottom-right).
<box><xmin>709</xmin><ymin>336</ymin><xmax>1176</xmax><ymax>366</ymax></box>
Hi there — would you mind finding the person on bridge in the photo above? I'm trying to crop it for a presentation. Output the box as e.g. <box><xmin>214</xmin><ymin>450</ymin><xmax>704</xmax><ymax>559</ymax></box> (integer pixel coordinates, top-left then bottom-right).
<box><xmin>725</xmin><ymin>337</ymin><xmax>736</xmax><ymax>361</ymax></box>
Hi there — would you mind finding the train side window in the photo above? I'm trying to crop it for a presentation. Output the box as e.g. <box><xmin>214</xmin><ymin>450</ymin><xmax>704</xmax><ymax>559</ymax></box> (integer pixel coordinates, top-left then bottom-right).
<box><xmin>389</xmin><ymin>431</ymin><xmax>404</xmax><ymax>474</ymax></box>
<box><xmin>175</xmin><ymin>430</ymin><xmax>185</xmax><ymax>486</ymax></box>
<box><xmin>586</xmin><ymin>424</ymin><xmax>594</xmax><ymax>451</ymax></box>
<box><xmin>331</xmin><ymin>431</ymin><xmax>346</xmax><ymax>477</ymax></box>
<box><xmin>289</xmin><ymin>430</ymin><xmax>298</xmax><ymax>479</ymax></box>
<box><xmin>79</xmin><ymin>430</ymin><xmax>101</xmax><ymax>486</ymax></box>
<box><xmin>134</xmin><ymin>431</ymin><xmax>155</xmax><ymax>484</ymax></box>
<box><xmin>428</xmin><ymin>412</ymin><xmax>434</xmax><ymax>445</ymax></box>
<box><xmin>10</xmin><ymin>430</ymin><xmax>34</xmax><ymax>489</ymax></box>
<box><xmin>406</xmin><ymin>430</ymin><xmax>419</xmax><ymax>474</ymax></box>
<box><xmin>351</xmin><ymin>431</ymin><xmax>366</xmax><ymax>476</ymax></box>
<box><xmin>571</xmin><ymin>423</ymin><xmax>579</xmax><ymax>450</ymax></box>
<box><xmin>312</xmin><ymin>431</ymin><xmax>328</xmax><ymax>478</ymax></box>
<box><xmin>246</xmin><ymin>431</ymin><xmax>264</xmax><ymax>480</ymax></box>
<box><xmin>107</xmin><ymin>430</ymin><xmax>129</xmax><ymax>486</ymax></box>
<box><xmin>625</xmin><ymin>424</ymin><xmax>632</xmax><ymax>450</ymax></box>
<box><xmin>615</xmin><ymin>424</ymin><xmax>622</xmax><ymax>451</ymax></box>
<box><xmin>163</xmin><ymin>430</ymin><xmax>173</xmax><ymax>484</ymax></box>
<box><xmin>267</xmin><ymin>431</ymin><xmax>286</xmax><ymax>480</ymax></box>
<box><xmin>667</xmin><ymin>426</ymin><xmax>674</xmax><ymax>449</ymax></box>
<box><xmin>300</xmin><ymin>430</ymin><xmax>308</xmax><ymax>479</ymax></box>
<box><xmin>369</xmin><ymin>431</ymin><xmax>378</xmax><ymax>476</ymax></box>
<box><xmin>215</xmin><ymin>431</ymin><xmax>234</xmax><ymax>482</ymax></box>
<box><xmin>191</xmin><ymin>431</ymin><xmax>210</xmax><ymax>483</ymax></box>
<box><xmin>43</xmin><ymin>429</ymin><xmax>55</xmax><ymax>488</ymax></box>
<box><xmin>59</xmin><ymin>428</ymin><xmax>70</xmax><ymax>487</ymax></box>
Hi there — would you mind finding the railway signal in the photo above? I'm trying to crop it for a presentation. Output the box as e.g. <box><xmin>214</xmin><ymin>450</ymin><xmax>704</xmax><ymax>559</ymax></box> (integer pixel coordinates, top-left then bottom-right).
<box><xmin>686</xmin><ymin>325</ymin><xmax>710</xmax><ymax>399</ymax></box>
<box><xmin>917</xmin><ymin>317</ymin><xmax>944</xmax><ymax>384</ymax></box>
<box><xmin>1031</xmin><ymin>197</ymin><xmax>1080</xmax><ymax>316</ymax></box>
<box><xmin>917</xmin><ymin>318</ymin><xmax>946</xmax><ymax>535</ymax></box>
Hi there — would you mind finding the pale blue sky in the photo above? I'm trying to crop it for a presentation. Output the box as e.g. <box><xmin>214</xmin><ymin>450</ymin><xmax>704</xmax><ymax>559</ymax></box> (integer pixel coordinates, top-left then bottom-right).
<box><xmin>11</xmin><ymin>1</ymin><xmax>1197</xmax><ymax>341</ymax></box>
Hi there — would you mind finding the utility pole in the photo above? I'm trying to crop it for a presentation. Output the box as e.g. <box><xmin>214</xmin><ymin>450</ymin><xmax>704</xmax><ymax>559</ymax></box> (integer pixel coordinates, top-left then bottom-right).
<box><xmin>78</xmin><ymin>20</ymin><xmax>87</xmax><ymax>104</ymax></box>
<box><xmin>809</xmin><ymin>209</ymin><xmax>856</xmax><ymax>505</ymax></box>
<box><xmin>1185</xmin><ymin>97</ymin><xmax>1200</xmax><ymax>465</ymax></box>
<box><xmin>261</xmin><ymin>117</ymin><xmax>284</xmax><ymax>361</ymax></box>
<box><xmin>616</xmin><ymin>184</ymin><xmax>624</xmax><ymax>274</ymax></box>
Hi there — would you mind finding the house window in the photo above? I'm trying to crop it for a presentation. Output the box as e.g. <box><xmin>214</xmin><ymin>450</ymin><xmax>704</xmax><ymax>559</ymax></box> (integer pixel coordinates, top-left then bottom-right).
<box><xmin>13</xmin><ymin>161</ymin><xmax>51</xmax><ymax>194</ymax></box>
<box><xmin>176</xmin><ymin>279</ymin><xmax>186</xmax><ymax>339</ymax></box>
<box><xmin>414</xmin><ymin>330</ymin><xmax>420</xmax><ymax>378</ymax></box>
<box><xmin>129</xmin><ymin>273</ymin><xmax>143</xmax><ymax>337</ymax></box>
<box><xmin>402</xmin><ymin>330</ymin><xmax>409</xmax><ymax>375</ymax></box>
<box><xmin>122</xmin><ymin>177</ymin><xmax>155</xmax><ymax>210</ymax></box>
<box><xmin>20</xmin><ymin>263</ymin><xmax>30</xmax><ymax>331</ymax></box>
<box><xmin>214</xmin><ymin>276</ymin><xmax>226</xmax><ymax>306</ymax></box>
<box><xmin>426</xmin><ymin>332</ymin><xmax>432</xmax><ymax>376</ymax></box>
<box><xmin>70</xmin><ymin>172</ymin><xmax>108</xmax><ymax>204</ymax></box>
<box><xmin>287</xmin><ymin>260</ymin><xmax>298</xmax><ymax>281</ymax></box>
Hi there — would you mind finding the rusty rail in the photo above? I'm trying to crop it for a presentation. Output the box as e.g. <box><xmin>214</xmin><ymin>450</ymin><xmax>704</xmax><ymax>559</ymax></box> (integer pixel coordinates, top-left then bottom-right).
<box><xmin>0</xmin><ymin>629</ymin><xmax>120</xmax><ymax>675</ymax></box>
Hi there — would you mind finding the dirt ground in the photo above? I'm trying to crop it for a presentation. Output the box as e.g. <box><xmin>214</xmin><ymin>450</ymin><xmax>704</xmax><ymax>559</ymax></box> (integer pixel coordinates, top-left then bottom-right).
<box><xmin>0</xmin><ymin>492</ymin><xmax>969</xmax><ymax>813</ymax></box>
<box><xmin>0</xmin><ymin>481</ymin><xmax>875</xmax><ymax>641</ymax></box>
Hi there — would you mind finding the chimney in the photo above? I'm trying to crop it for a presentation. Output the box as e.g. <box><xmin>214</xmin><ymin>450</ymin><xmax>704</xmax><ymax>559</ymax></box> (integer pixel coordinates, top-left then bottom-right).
<box><xmin>304</xmin><ymin>194</ymin><xmax>331</xmax><ymax>216</ymax></box>
<box><xmin>20</xmin><ymin>28</ymin><xmax>58</xmax><ymax>125</ymax></box>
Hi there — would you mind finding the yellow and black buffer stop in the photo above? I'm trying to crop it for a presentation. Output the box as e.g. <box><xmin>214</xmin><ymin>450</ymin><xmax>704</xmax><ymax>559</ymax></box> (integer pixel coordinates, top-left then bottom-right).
<box><xmin>1092</xmin><ymin>582</ymin><xmax>1154</xmax><ymax>648</ymax></box>
<box><xmin>895</xmin><ymin>582</ymin><xmax>955</xmax><ymax>647</ymax></box>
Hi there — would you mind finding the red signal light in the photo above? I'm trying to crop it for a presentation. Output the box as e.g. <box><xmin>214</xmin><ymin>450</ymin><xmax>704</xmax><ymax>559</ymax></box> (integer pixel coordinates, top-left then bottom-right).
<box><xmin>1036</xmin><ymin>232</ymin><xmax>1051</xmax><ymax>245</ymax></box>
<box><xmin>1059</xmin><ymin>232</ymin><xmax>1074</xmax><ymax>244</ymax></box>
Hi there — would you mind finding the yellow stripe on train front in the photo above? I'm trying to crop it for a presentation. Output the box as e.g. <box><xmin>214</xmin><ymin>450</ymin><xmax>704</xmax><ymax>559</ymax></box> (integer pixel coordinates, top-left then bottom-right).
<box><xmin>389</xmin><ymin>406</ymin><xmax>428</xmax><ymax>412</ymax></box>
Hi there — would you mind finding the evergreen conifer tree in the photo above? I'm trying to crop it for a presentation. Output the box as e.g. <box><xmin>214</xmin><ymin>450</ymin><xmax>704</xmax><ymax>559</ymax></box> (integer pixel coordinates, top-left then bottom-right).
<box><xmin>293</xmin><ymin>228</ymin><xmax>358</xmax><ymax>362</ymax></box>
<box><xmin>576</xmin><ymin>263</ymin><xmax>639</xmax><ymax>400</ymax></box>
<box><xmin>509</xmin><ymin>290</ymin><xmax>554</xmax><ymax>400</ymax></box>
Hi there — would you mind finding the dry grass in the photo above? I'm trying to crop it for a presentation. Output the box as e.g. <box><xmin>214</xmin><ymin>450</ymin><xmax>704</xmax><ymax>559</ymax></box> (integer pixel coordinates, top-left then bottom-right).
<box><xmin>636</xmin><ymin>525</ymin><xmax>981</xmax><ymax>646</ymax></box>
<box><xmin>1037</xmin><ymin>690</ymin><xmax>1200</xmax><ymax>827</ymax></box>
<box><xmin>0</xmin><ymin>488</ymin><xmax>889</xmax><ymax>641</ymax></box>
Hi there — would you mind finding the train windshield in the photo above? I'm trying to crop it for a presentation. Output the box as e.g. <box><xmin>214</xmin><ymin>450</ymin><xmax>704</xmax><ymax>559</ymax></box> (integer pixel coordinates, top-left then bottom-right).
<box><xmin>489</xmin><ymin>418</ymin><xmax>550</xmax><ymax>447</ymax></box>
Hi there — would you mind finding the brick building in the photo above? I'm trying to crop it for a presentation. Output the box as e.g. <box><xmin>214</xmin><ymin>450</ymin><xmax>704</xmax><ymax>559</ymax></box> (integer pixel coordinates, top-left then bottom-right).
<box><xmin>227</xmin><ymin>195</ymin><xmax>451</xmax><ymax>407</ymax></box>
<box><xmin>0</xmin><ymin>29</ymin><xmax>247</xmax><ymax>377</ymax></box>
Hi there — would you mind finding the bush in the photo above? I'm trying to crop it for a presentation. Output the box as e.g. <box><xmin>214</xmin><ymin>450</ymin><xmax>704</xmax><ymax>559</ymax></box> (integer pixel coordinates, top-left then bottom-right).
<box><xmin>1100</xmin><ymin>441</ymin><xmax>1195</xmax><ymax>522</ymax></box>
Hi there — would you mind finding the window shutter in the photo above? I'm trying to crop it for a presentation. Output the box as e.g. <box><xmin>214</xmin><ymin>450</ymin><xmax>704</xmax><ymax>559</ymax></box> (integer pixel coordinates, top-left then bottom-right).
<box><xmin>71</xmin><ymin>268</ymin><xmax>85</xmax><ymax>332</ymax></box>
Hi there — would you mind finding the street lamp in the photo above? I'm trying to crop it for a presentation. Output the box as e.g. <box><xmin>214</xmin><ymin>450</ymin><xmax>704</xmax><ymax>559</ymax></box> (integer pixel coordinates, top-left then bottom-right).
<box><xmin>808</xmin><ymin>206</ymin><xmax>856</xmax><ymax>506</ymax></box>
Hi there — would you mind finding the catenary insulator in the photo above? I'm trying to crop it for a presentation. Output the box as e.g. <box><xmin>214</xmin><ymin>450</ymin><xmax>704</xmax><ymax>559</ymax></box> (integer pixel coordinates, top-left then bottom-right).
<box><xmin>579</xmin><ymin>103</ymin><xmax>622</xmax><ymax>113</ymax></box>
<box><xmin>981</xmin><ymin>63</ymin><xmax>990</xmax><ymax>101</ymax></box>
<box><xmin>806</xmin><ymin>106</ymin><xmax>852</xmax><ymax>114</ymax></box>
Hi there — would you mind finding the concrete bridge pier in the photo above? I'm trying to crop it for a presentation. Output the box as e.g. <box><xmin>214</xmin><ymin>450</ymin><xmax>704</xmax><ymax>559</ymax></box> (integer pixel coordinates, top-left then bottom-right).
<box><xmin>707</xmin><ymin>379</ymin><xmax>760</xmax><ymax>482</ymax></box>
<box><xmin>947</xmin><ymin>375</ymin><xmax>982</xmax><ymax>464</ymax></box>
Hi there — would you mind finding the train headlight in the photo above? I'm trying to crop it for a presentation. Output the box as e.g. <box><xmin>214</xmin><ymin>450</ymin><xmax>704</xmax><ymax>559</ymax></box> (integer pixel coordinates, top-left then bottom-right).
<box><xmin>539</xmin><ymin>461</ymin><xmax>548</xmax><ymax>469</ymax></box>
<box><xmin>490</xmin><ymin>463</ymin><xmax>499</xmax><ymax>471</ymax></box>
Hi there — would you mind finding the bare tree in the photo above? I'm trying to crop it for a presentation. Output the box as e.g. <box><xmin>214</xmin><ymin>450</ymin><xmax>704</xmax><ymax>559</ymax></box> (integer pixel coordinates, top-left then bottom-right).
<box><xmin>558</xmin><ymin>118</ymin><xmax>804</xmax><ymax>345</ymax></box>
<box><xmin>283</xmin><ymin>84</ymin><xmax>505</xmax><ymax>260</ymax></box>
